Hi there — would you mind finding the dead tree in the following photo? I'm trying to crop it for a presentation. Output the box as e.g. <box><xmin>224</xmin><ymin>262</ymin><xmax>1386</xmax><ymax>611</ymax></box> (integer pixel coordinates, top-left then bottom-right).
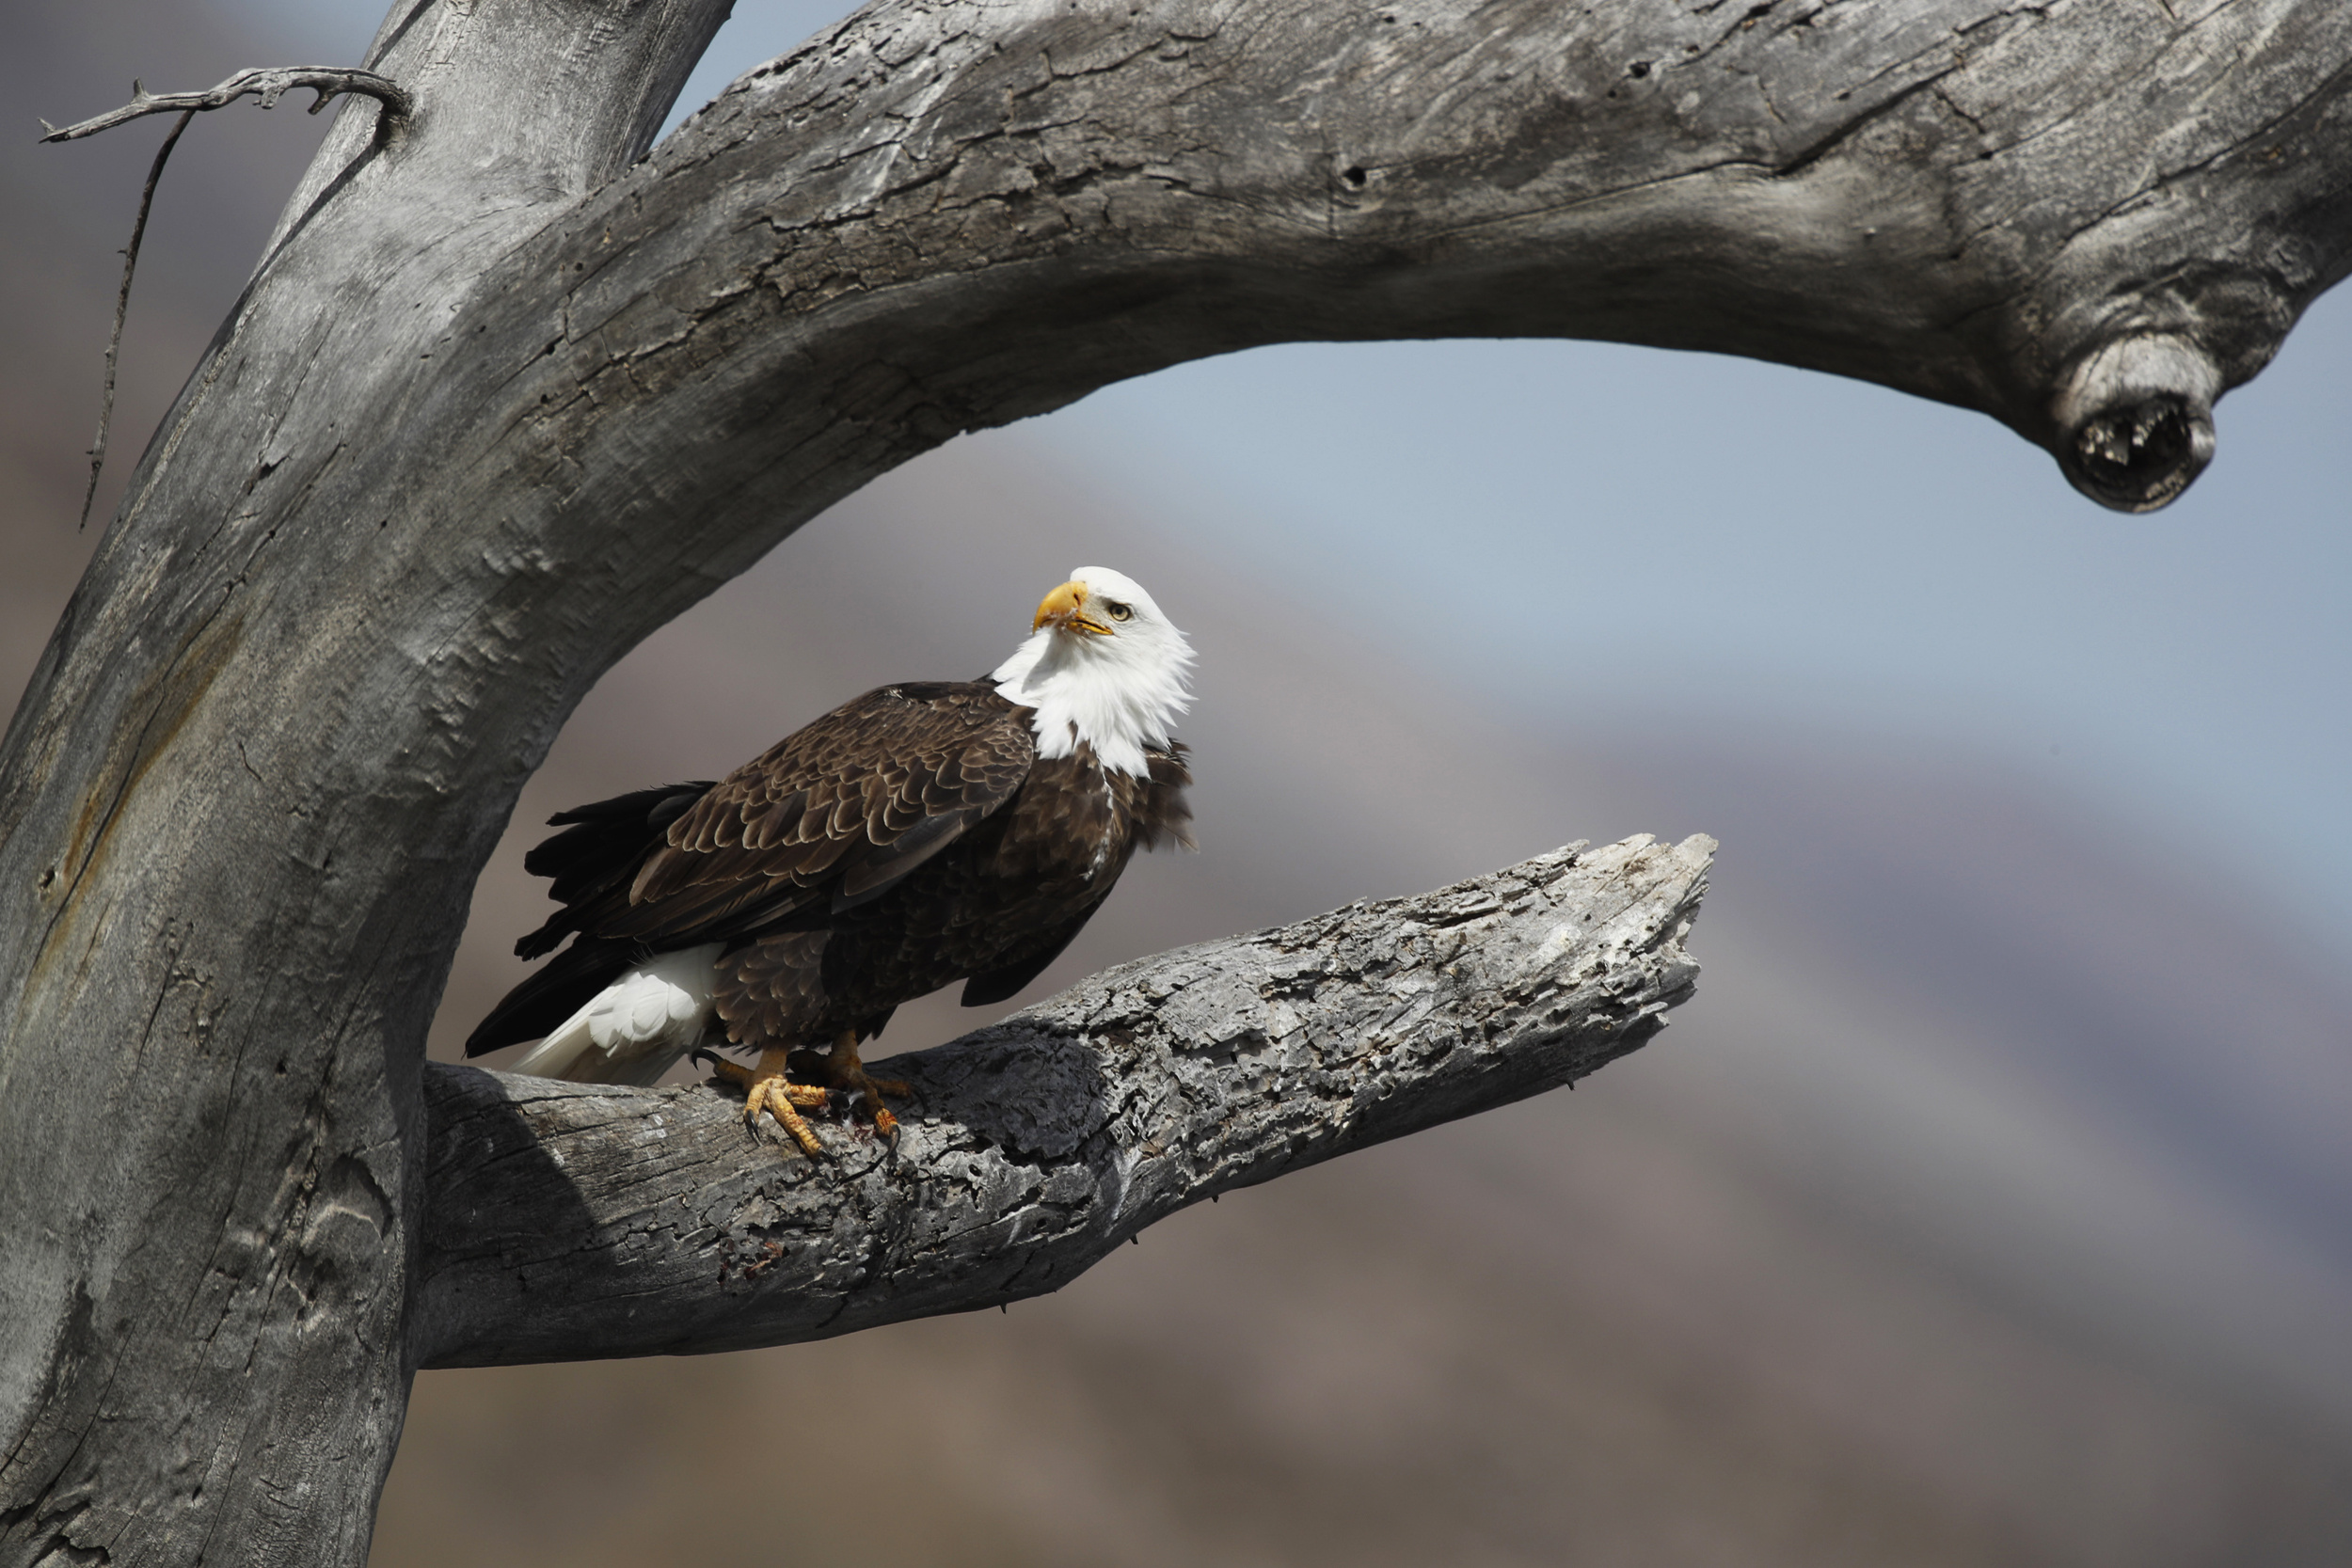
<box><xmin>4</xmin><ymin>2</ymin><xmax>2348</xmax><ymax>1563</ymax></box>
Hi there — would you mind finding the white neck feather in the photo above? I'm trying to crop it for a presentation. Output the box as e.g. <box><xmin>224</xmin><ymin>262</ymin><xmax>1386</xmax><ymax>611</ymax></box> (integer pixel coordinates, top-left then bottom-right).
<box><xmin>989</xmin><ymin>623</ymin><xmax>1193</xmax><ymax>777</ymax></box>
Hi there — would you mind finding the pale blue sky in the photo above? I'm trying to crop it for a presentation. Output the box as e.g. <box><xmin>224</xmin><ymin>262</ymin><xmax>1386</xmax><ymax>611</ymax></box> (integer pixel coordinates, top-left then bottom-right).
<box><xmin>262</xmin><ymin>0</ymin><xmax>2352</xmax><ymax>940</ymax></box>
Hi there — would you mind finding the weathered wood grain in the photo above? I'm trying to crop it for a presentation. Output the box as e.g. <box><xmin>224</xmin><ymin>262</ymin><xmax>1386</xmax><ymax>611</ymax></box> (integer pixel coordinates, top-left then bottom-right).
<box><xmin>416</xmin><ymin>834</ymin><xmax>1709</xmax><ymax>1366</ymax></box>
<box><xmin>4</xmin><ymin>1</ymin><xmax>2348</xmax><ymax>1563</ymax></box>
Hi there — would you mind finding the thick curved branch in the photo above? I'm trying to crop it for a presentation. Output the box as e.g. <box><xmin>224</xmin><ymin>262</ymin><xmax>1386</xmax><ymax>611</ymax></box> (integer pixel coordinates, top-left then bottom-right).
<box><xmin>480</xmin><ymin>0</ymin><xmax>2352</xmax><ymax>530</ymax></box>
<box><xmin>414</xmin><ymin>834</ymin><xmax>1711</xmax><ymax>1367</ymax></box>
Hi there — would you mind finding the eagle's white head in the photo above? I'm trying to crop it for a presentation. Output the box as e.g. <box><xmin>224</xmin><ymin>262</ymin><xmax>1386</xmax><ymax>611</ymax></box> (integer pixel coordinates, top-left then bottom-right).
<box><xmin>990</xmin><ymin>565</ymin><xmax>1194</xmax><ymax>778</ymax></box>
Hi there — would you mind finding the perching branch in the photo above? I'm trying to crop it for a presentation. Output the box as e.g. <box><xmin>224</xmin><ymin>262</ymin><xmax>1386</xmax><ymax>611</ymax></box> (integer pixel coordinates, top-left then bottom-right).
<box><xmin>414</xmin><ymin>834</ymin><xmax>1710</xmax><ymax>1367</ymax></box>
<box><xmin>37</xmin><ymin>67</ymin><xmax>412</xmax><ymax>144</ymax></box>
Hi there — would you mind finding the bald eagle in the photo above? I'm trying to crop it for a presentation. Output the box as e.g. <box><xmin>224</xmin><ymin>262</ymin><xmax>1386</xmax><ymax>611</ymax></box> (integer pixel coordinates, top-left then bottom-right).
<box><xmin>464</xmin><ymin>567</ymin><xmax>1194</xmax><ymax>1153</ymax></box>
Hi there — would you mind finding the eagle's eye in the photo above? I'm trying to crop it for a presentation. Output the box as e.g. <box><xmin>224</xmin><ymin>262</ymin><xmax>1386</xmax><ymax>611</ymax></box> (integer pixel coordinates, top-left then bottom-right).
<box><xmin>1105</xmin><ymin>602</ymin><xmax>1134</xmax><ymax>622</ymax></box>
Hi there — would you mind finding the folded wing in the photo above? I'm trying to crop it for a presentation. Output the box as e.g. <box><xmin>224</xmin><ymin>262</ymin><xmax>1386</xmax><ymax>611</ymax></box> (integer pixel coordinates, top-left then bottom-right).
<box><xmin>464</xmin><ymin>682</ymin><xmax>1035</xmax><ymax>1058</ymax></box>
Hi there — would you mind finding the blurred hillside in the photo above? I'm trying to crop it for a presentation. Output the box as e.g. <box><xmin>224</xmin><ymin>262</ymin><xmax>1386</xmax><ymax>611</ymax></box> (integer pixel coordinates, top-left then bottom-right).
<box><xmin>8</xmin><ymin>5</ymin><xmax>2351</xmax><ymax>1566</ymax></box>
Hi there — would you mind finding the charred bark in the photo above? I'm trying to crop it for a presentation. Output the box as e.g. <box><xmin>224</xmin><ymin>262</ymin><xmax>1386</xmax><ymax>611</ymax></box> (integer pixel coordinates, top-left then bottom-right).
<box><xmin>2</xmin><ymin>1</ymin><xmax>2347</xmax><ymax>1563</ymax></box>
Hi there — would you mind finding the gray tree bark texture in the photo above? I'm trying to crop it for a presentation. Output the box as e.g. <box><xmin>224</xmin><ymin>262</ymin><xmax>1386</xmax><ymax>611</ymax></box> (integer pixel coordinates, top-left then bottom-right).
<box><xmin>1</xmin><ymin>0</ymin><xmax>2346</xmax><ymax>1562</ymax></box>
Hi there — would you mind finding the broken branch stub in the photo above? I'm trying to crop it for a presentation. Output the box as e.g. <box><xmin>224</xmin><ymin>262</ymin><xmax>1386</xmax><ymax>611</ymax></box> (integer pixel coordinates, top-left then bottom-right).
<box><xmin>414</xmin><ymin>833</ymin><xmax>1712</xmax><ymax>1367</ymax></box>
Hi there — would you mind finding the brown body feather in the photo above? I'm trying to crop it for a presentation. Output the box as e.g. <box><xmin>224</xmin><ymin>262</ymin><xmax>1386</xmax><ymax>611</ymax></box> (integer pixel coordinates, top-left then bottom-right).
<box><xmin>465</xmin><ymin>681</ymin><xmax>1191</xmax><ymax>1061</ymax></box>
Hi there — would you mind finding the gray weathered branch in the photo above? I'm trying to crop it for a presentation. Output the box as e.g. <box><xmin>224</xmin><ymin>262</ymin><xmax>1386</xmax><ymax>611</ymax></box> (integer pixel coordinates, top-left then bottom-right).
<box><xmin>37</xmin><ymin>67</ymin><xmax>413</xmax><ymax>144</ymax></box>
<box><xmin>416</xmin><ymin>835</ymin><xmax>1710</xmax><ymax>1367</ymax></box>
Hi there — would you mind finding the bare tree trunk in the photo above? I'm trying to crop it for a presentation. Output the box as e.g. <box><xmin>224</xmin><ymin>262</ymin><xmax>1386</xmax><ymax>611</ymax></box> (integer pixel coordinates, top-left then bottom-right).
<box><xmin>2</xmin><ymin>2</ymin><xmax>2346</xmax><ymax>1563</ymax></box>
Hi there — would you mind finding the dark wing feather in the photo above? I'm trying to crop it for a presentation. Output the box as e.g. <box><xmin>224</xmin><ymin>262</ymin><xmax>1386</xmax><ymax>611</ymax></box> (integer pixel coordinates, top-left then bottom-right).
<box><xmin>834</xmin><ymin>807</ymin><xmax>979</xmax><ymax>907</ymax></box>
<box><xmin>1137</xmin><ymin>741</ymin><xmax>1195</xmax><ymax>851</ymax></box>
<box><xmin>464</xmin><ymin>936</ymin><xmax>638</xmax><ymax>1055</ymax></box>
<box><xmin>958</xmin><ymin>906</ymin><xmax>1102</xmax><ymax>1007</ymax></box>
<box><xmin>562</xmin><ymin>682</ymin><xmax>1034</xmax><ymax>951</ymax></box>
<box><xmin>512</xmin><ymin>783</ymin><xmax>715</xmax><ymax>959</ymax></box>
<box><xmin>958</xmin><ymin>740</ymin><xmax>1194</xmax><ymax>1007</ymax></box>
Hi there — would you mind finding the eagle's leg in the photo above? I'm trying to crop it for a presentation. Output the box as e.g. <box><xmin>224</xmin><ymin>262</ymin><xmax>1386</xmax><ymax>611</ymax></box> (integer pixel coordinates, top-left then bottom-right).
<box><xmin>704</xmin><ymin>1049</ymin><xmax>830</xmax><ymax>1157</ymax></box>
<box><xmin>817</xmin><ymin>1030</ymin><xmax>912</xmax><ymax>1136</ymax></box>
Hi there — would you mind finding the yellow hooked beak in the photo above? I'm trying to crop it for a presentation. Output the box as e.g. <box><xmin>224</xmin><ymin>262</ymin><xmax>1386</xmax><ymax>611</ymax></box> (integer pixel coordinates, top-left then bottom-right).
<box><xmin>1033</xmin><ymin>579</ymin><xmax>1112</xmax><ymax>636</ymax></box>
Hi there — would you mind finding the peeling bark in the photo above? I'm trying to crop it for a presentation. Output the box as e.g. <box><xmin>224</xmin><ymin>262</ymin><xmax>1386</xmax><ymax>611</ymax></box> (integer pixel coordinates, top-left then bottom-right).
<box><xmin>2</xmin><ymin>0</ymin><xmax>2347</xmax><ymax>1563</ymax></box>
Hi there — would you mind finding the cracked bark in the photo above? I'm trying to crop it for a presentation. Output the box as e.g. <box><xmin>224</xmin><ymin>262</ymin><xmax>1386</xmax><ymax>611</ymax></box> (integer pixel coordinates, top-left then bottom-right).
<box><xmin>2</xmin><ymin>1</ymin><xmax>2347</xmax><ymax>1564</ymax></box>
<box><xmin>416</xmin><ymin>835</ymin><xmax>1708</xmax><ymax>1367</ymax></box>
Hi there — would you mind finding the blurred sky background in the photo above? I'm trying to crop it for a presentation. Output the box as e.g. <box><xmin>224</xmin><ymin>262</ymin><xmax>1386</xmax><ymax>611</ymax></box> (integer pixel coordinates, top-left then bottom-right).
<box><xmin>9</xmin><ymin>3</ymin><xmax>2352</xmax><ymax>1565</ymax></box>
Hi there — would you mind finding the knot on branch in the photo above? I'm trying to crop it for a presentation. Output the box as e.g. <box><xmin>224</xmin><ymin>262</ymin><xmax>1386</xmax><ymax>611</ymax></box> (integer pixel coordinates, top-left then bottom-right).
<box><xmin>2052</xmin><ymin>333</ymin><xmax>2221</xmax><ymax>514</ymax></box>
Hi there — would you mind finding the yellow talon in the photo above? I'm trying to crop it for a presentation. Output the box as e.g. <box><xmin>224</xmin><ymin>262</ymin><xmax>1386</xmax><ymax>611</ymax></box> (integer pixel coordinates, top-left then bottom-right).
<box><xmin>825</xmin><ymin>1032</ymin><xmax>910</xmax><ymax>1139</ymax></box>
<box><xmin>702</xmin><ymin>1036</ymin><xmax>912</xmax><ymax>1149</ymax></box>
<box><xmin>748</xmin><ymin>1078</ymin><xmax>827</xmax><ymax>1158</ymax></box>
<box><xmin>708</xmin><ymin>1048</ymin><xmax>830</xmax><ymax>1157</ymax></box>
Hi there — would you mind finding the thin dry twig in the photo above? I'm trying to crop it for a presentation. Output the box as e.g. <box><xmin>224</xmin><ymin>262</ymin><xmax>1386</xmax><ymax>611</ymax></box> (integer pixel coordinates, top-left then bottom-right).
<box><xmin>74</xmin><ymin>108</ymin><xmax>192</xmax><ymax>531</ymax></box>
<box><xmin>39</xmin><ymin>66</ymin><xmax>412</xmax><ymax>144</ymax></box>
<box><xmin>40</xmin><ymin>67</ymin><xmax>410</xmax><ymax>531</ymax></box>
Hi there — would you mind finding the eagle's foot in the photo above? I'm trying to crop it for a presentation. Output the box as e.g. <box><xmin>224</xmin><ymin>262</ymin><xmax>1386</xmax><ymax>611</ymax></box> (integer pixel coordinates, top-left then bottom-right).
<box><xmin>786</xmin><ymin>1033</ymin><xmax>912</xmax><ymax>1137</ymax></box>
<box><xmin>703</xmin><ymin>1049</ymin><xmax>831</xmax><ymax>1157</ymax></box>
<box><xmin>747</xmin><ymin>1075</ymin><xmax>832</xmax><ymax>1157</ymax></box>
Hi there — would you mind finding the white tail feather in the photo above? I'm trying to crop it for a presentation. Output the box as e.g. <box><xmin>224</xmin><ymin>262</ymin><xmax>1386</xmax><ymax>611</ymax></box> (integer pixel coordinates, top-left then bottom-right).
<box><xmin>509</xmin><ymin>942</ymin><xmax>725</xmax><ymax>1085</ymax></box>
